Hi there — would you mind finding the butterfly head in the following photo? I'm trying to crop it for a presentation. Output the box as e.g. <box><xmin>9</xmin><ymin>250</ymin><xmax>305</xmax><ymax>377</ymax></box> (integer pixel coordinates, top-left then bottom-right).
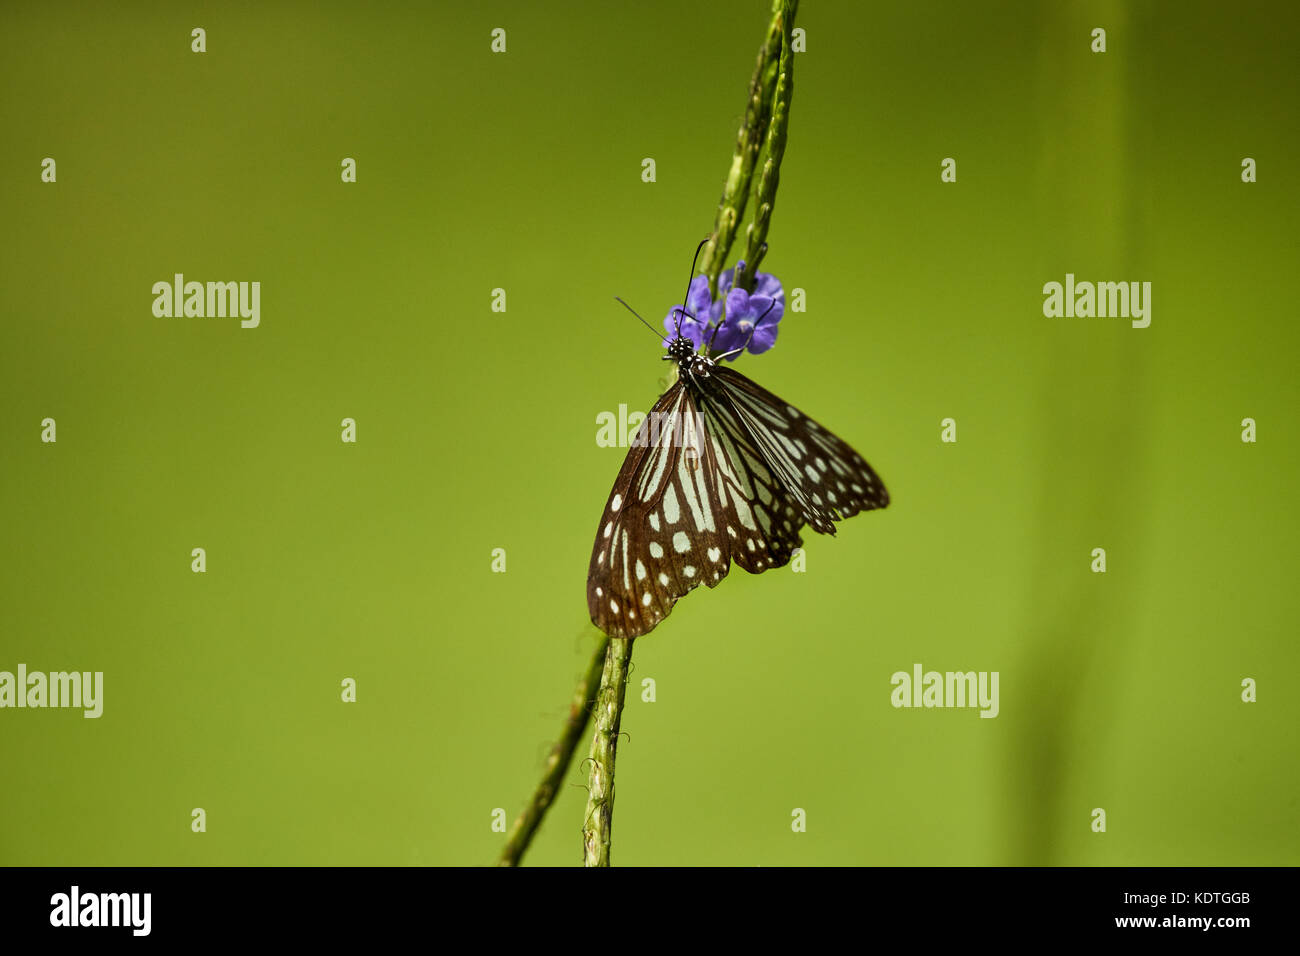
<box><xmin>664</xmin><ymin>334</ymin><xmax>697</xmax><ymax>366</ymax></box>
<box><xmin>664</xmin><ymin>333</ymin><xmax>716</xmax><ymax>381</ymax></box>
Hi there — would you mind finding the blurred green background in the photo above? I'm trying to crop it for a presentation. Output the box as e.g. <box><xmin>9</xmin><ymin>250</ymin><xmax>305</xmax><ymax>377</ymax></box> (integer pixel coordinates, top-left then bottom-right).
<box><xmin>1</xmin><ymin>0</ymin><xmax>1296</xmax><ymax>866</ymax></box>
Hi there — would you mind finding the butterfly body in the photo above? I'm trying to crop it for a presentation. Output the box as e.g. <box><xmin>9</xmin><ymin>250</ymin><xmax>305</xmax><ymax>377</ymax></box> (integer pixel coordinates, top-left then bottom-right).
<box><xmin>588</xmin><ymin>332</ymin><xmax>889</xmax><ymax>640</ymax></box>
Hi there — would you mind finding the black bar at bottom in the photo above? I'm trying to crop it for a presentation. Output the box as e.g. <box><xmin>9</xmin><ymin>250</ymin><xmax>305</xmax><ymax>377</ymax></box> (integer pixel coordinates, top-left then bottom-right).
<box><xmin>0</xmin><ymin>866</ymin><xmax>1280</xmax><ymax>942</ymax></box>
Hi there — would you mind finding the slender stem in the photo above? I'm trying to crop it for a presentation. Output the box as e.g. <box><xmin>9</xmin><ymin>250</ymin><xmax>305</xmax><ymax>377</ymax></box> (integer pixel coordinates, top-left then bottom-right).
<box><xmin>497</xmin><ymin>635</ymin><xmax>608</xmax><ymax>867</ymax></box>
<box><xmin>699</xmin><ymin>0</ymin><xmax>788</xmax><ymax>297</ymax></box>
<box><xmin>737</xmin><ymin>0</ymin><xmax>795</xmax><ymax>292</ymax></box>
<box><xmin>581</xmin><ymin>636</ymin><xmax>634</xmax><ymax>867</ymax></box>
<box><xmin>507</xmin><ymin>0</ymin><xmax>796</xmax><ymax>871</ymax></box>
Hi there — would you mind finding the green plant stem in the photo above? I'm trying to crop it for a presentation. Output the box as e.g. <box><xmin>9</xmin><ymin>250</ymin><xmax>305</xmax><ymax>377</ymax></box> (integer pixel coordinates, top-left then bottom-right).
<box><xmin>581</xmin><ymin>636</ymin><xmax>633</xmax><ymax>867</ymax></box>
<box><xmin>737</xmin><ymin>0</ymin><xmax>795</xmax><ymax>292</ymax></box>
<box><xmin>497</xmin><ymin>634</ymin><xmax>608</xmax><ymax>867</ymax></box>
<box><xmin>699</xmin><ymin>0</ymin><xmax>790</xmax><ymax>296</ymax></box>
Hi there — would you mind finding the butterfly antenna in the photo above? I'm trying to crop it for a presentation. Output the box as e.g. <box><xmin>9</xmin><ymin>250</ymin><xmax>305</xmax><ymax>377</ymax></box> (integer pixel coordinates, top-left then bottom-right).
<box><xmin>614</xmin><ymin>297</ymin><xmax>670</xmax><ymax>341</ymax></box>
<box><xmin>674</xmin><ymin>237</ymin><xmax>712</xmax><ymax>338</ymax></box>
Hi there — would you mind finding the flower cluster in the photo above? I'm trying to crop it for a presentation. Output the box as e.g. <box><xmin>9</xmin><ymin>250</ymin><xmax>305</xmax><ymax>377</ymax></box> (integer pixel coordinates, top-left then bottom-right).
<box><xmin>662</xmin><ymin>262</ymin><xmax>785</xmax><ymax>360</ymax></box>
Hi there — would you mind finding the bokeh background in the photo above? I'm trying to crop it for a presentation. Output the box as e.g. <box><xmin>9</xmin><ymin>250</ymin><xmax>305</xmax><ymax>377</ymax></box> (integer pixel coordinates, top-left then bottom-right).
<box><xmin>1</xmin><ymin>0</ymin><xmax>1296</xmax><ymax>866</ymax></box>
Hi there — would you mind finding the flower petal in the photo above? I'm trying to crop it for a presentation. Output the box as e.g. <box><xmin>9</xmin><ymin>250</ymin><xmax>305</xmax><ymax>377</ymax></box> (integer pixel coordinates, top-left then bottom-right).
<box><xmin>686</xmin><ymin>275</ymin><xmax>712</xmax><ymax>317</ymax></box>
<box><xmin>709</xmin><ymin>319</ymin><xmax>748</xmax><ymax>355</ymax></box>
<box><xmin>752</xmin><ymin>271</ymin><xmax>783</xmax><ymax>300</ymax></box>
<box><xmin>746</xmin><ymin>321</ymin><xmax>778</xmax><ymax>354</ymax></box>
<box><xmin>725</xmin><ymin>287</ymin><xmax>751</xmax><ymax>320</ymax></box>
<box><xmin>748</xmin><ymin>294</ymin><xmax>782</xmax><ymax>326</ymax></box>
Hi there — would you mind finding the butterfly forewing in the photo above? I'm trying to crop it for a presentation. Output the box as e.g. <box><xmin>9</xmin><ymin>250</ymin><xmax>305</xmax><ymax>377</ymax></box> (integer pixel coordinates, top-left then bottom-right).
<box><xmin>588</xmin><ymin>383</ymin><xmax>728</xmax><ymax>639</ymax></box>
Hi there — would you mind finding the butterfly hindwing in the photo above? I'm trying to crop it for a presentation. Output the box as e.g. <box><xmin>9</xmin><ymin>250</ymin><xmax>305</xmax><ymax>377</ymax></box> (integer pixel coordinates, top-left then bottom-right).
<box><xmin>706</xmin><ymin>365</ymin><xmax>890</xmax><ymax>529</ymax></box>
<box><xmin>692</xmin><ymin>381</ymin><xmax>808</xmax><ymax>574</ymax></box>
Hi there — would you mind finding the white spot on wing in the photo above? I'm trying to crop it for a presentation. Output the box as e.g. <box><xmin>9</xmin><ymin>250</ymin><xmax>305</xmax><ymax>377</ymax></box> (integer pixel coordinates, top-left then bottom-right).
<box><xmin>663</xmin><ymin>484</ymin><xmax>680</xmax><ymax>524</ymax></box>
<box><xmin>733</xmin><ymin>495</ymin><xmax>756</xmax><ymax>531</ymax></box>
<box><xmin>680</xmin><ymin>456</ymin><xmax>708</xmax><ymax>530</ymax></box>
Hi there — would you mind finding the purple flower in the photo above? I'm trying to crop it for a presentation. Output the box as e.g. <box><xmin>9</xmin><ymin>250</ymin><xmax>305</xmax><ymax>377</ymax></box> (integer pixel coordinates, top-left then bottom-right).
<box><xmin>662</xmin><ymin>262</ymin><xmax>784</xmax><ymax>360</ymax></box>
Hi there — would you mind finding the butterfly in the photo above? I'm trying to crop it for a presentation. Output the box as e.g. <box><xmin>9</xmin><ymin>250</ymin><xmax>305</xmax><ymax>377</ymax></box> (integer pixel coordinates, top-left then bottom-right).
<box><xmin>587</xmin><ymin>247</ymin><xmax>890</xmax><ymax>639</ymax></box>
